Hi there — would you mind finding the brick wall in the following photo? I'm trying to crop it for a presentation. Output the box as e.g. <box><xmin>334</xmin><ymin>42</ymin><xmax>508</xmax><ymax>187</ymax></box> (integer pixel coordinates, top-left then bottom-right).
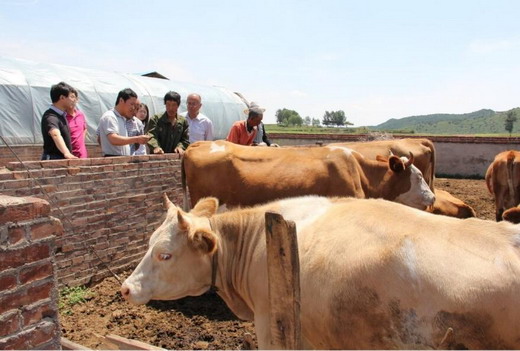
<box><xmin>0</xmin><ymin>195</ymin><xmax>62</xmax><ymax>350</ymax></box>
<box><xmin>0</xmin><ymin>144</ymin><xmax>102</xmax><ymax>167</ymax></box>
<box><xmin>0</xmin><ymin>154</ymin><xmax>184</xmax><ymax>288</ymax></box>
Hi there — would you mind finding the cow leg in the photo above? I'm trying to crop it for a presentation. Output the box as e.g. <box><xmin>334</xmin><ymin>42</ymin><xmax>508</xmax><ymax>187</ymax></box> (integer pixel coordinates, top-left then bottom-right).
<box><xmin>497</xmin><ymin>208</ymin><xmax>504</xmax><ymax>222</ymax></box>
<box><xmin>254</xmin><ymin>313</ymin><xmax>277</xmax><ymax>350</ymax></box>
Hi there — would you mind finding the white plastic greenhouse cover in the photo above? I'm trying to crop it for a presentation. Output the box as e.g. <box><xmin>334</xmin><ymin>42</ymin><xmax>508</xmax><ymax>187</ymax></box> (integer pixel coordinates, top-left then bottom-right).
<box><xmin>0</xmin><ymin>56</ymin><xmax>249</xmax><ymax>145</ymax></box>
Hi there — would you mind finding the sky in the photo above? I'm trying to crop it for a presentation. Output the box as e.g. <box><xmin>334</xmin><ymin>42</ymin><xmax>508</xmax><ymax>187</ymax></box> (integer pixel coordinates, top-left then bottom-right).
<box><xmin>1</xmin><ymin>0</ymin><xmax>519</xmax><ymax>127</ymax></box>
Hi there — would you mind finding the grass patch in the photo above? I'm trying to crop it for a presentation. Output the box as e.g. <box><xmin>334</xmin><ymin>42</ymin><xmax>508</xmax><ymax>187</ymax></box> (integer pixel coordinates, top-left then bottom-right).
<box><xmin>59</xmin><ymin>286</ymin><xmax>92</xmax><ymax>315</ymax></box>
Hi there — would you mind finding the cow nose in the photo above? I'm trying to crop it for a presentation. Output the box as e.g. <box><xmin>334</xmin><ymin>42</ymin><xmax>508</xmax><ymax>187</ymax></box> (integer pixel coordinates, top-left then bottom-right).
<box><xmin>120</xmin><ymin>284</ymin><xmax>130</xmax><ymax>300</ymax></box>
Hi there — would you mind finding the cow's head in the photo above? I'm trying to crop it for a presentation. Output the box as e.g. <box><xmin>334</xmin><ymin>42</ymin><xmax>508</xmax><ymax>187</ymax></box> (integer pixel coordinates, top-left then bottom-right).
<box><xmin>377</xmin><ymin>152</ymin><xmax>435</xmax><ymax>210</ymax></box>
<box><xmin>121</xmin><ymin>195</ymin><xmax>219</xmax><ymax>304</ymax></box>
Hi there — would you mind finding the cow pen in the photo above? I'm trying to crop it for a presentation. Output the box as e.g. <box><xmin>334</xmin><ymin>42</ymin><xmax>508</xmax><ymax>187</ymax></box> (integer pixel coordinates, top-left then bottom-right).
<box><xmin>0</xmin><ymin>142</ymin><xmax>499</xmax><ymax>349</ymax></box>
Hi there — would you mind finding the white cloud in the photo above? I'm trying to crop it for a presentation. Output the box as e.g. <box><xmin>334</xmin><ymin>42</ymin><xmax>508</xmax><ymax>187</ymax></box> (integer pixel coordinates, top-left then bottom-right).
<box><xmin>289</xmin><ymin>90</ymin><xmax>308</xmax><ymax>97</ymax></box>
<box><xmin>468</xmin><ymin>38</ymin><xmax>520</xmax><ymax>53</ymax></box>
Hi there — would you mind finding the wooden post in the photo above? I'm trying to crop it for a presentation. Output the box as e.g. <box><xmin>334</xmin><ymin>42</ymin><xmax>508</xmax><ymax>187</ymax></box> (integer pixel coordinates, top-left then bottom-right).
<box><xmin>265</xmin><ymin>211</ymin><xmax>302</xmax><ymax>350</ymax></box>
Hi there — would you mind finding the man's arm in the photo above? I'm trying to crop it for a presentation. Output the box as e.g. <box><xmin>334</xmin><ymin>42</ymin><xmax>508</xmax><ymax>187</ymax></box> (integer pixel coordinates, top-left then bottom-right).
<box><xmin>226</xmin><ymin>124</ymin><xmax>240</xmax><ymax>144</ymax></box>
<box><xmin>205</xmin><ymin>120</ymin><xmax>214</xmax><ymax>141</ymax></box>
<box><xmin>49</xmin><ymin>129</ymin><xmax>77</xmax><ymax>159</ymax></box>
<box><xmin>146</xmin><ymin>115</ymin><xmax>163</xmax><ymax>153</ymax></box>
<box><xmin>107</xmin><ymin>133</ymin><xmax>149</xmax><ymax>146</ymax></box>
<box><xmin>261</xmin><ymin>124</ymin><xmax>271</xmax><ymax>146</ymax></box>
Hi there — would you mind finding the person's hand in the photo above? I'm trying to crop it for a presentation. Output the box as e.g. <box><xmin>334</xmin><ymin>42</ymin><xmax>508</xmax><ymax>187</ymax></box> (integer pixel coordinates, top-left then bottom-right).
<box><xmin>153</xmin><ymin>147</ymin><xmax>164</xmax><ymax>154</ymax></box>
<box><xmin>175</xmin><ymin>147</ymin><xmax>185</xmax><ymax>156</ymax></box>
<box><xmin>136</xmin><ymin>135</ymin><xmax>150</xmax><ymax>144</ymax></box>
<box><xmin>64</xmin><ymin>152</ymin><xmax>78</xmax><ymax>159</ymax></box>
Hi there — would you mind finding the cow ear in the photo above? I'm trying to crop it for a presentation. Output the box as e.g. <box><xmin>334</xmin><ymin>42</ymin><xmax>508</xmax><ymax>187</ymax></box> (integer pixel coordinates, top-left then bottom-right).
<box><xmin>190</xmin><ymin>230</ymin><xmax>217</xmax><ymax>254</ymax></box>
<box><xmin>163</xmin><ymin>193</ymin><xmax>174</xmax><ymax>210</ymax></box>
<box><xmin>191</xmin><ymin>197</ymin><xmax>219</xmax><ymax>218</ymax></box>
<box><xmin>389</xmin><ymin>155</ymin><xmax>405</xmax><ymax>173</ymax></box>
<box><xmin>177</xmin><ymin>210</ymin><xmax>190</xmax><ymax>232</ymax></box>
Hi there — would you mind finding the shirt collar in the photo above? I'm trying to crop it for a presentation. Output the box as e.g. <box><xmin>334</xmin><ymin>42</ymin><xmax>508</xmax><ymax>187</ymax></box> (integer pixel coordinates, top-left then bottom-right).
<box><xmin>113</xmin><ymin>108</ymin><xmax>125</xmax><ymax>119</ymax></box>
<box><xmin>50</xmin><ymin>105</ymin><xmax>66</xmax><ymax>117</ymax></box>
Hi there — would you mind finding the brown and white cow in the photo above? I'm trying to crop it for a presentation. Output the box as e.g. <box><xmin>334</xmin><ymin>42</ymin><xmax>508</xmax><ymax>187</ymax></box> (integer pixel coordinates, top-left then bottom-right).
<box><xmin>182</xmin><ymin>140</ymin><xmax>435</xmax><ymax>210</ymax></box>
<box><xmin>335</xmin><ymin>138</ymin><xmax>479</xmax><ymax>218</ymax></box>
<box><xmin>427</xmin><ymin>189</ymin><xmax>476</xmax><ymax>218</ymax></box>
<box><xmin>122</xmin><ymin>195</ymin><xmax>520</xmax><ymax>349</ymax></box>
<box><xmin>332</xmin><ymin>138</ymin><xmax>436</xmax><ymax>190</ymax></box>
<box><xmin>485</xmin><ymin>150</ymin><xmax>520</xmax><ymax>221</ymax></box>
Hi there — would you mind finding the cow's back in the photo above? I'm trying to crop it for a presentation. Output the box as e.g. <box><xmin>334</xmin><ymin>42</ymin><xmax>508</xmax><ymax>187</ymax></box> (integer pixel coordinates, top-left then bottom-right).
<box><xmin>183</xmin><ymin>141</ymin><xmax>364</xmax><ymax>208</ymax></box>
<box><xmin>292</xmin><ymin>199</ymin><xmax>520</xmax><ymax>349</ymax></box>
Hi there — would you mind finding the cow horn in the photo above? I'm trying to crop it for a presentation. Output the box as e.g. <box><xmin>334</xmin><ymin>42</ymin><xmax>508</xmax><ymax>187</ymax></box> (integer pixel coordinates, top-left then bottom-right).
<box><xmin>405</xmin><ymin>152</ymin><xmax>414</xmax><ymax>168</ymax></box>
<box><xmin>163</xmin><ymin>193</ymin><xmax>174</xmax><ymax>210</ymax></box>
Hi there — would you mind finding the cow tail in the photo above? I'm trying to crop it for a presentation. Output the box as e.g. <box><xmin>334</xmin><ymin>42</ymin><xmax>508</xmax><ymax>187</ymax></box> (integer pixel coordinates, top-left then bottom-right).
<box><xmin>181</xmin><ymin>155</ymin><xmax>190</xmax><ymax>211</ymax></box>
<box><xmin>485</xmin><ymin>163</ymin><xmax>494</xmax><ymax>194</ymax></box>
<box><xmin>507</xmin><ymin>152</ymin><xmax>517</xmax><ymax>205</ymax></box>
<box><xmin>429</xmin><ymin>141</ymin><xmax>436</xmax><ymax>191</ymax></box>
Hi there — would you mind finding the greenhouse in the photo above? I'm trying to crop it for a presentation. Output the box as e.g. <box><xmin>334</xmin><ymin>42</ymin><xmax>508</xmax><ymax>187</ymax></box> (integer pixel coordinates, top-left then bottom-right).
<box><xmin>0</xmin><ymin>56</ymin><xmax>249</xmax><ymax>145</ymax></box>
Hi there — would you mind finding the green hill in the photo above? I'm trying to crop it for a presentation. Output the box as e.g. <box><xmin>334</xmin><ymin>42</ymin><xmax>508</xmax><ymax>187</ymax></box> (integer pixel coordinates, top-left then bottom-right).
<box><xmin>370</xmin><ymin>108</ymin><xmax>520</xmax><ymax>134</ymax></box>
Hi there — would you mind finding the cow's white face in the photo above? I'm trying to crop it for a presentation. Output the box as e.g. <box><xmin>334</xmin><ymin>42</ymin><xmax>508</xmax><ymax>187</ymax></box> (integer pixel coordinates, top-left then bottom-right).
<box><xmin>394</xmin><ymin>161</ymin><xmax>435</xmax><ymax>210</ymax></box>
<box><xmin>121</xmin><ymin>197</ymin><xmax>219</xmax><ymax>305</ymax></box>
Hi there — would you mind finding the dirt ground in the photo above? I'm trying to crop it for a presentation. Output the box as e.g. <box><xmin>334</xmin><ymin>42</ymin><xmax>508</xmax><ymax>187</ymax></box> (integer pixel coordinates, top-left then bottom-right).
<box><xmin>59</xmin><ymin>177</ymin><xmax>496</xmax><ymax>350</ymax></box>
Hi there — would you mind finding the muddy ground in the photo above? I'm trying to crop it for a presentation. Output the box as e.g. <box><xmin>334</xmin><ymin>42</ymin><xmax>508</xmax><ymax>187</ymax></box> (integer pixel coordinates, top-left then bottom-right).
<box><xmin>59</xmin><ymin>178</ymin><xmax>496</xmax><ymax>350</ymax></box>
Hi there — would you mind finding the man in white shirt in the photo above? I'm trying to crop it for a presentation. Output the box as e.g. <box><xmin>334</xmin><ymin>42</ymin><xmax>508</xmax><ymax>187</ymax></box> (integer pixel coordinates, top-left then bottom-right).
<box><xmin>183</xmin><ymin>93</ymin><xmax>214</xmax><ymax>143</ymax></box>
<box><xmin>97</xmin><ymin>88</ymin><xmax>149</xmax><ymax>156</ymax></box>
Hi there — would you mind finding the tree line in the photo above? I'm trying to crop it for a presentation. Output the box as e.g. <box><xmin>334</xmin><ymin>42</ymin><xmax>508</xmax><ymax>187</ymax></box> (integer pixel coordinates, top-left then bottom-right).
<box><xmin>275</xmin><ymin>108</ymin><xmax>353</xmax><ymax>127</ymax></box>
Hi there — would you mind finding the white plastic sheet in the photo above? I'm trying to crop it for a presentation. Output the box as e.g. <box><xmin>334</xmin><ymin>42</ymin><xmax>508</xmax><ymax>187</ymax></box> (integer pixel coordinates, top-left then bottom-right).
<box><xmin>0</xmin><ymin>56</ymin><xmax>248</xmax><ymax>144</ymax></box>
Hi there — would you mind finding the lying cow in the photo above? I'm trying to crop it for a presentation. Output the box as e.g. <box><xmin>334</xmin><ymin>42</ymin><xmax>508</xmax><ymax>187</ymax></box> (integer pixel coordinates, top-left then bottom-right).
<box><xmin>182</xmin><ymin>140</ymin><xmax>435</xmax><ymax>210</ymax></box>
<box><xmin>122</xmin><ymin>195</ymin><xmax>520</xmax><ymax>349</ymax></box>
<box><xmin>332</xmin><ymin>137</ymin><xmax>436</xmax><ymax>190</ymax></box>
<box><xmin>427</xmin><ymin>189</ymin><xmax>476</xmax><ymax>218</ymax></box>
<box><xmin>485</xmin><ymin>150</ymin><xmax>520</xmax><ymax>221</ymax></box>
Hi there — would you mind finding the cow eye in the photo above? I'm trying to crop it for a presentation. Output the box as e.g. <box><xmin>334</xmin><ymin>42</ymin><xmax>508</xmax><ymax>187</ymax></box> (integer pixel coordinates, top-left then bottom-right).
<box><xmin>158</xmin><ymin>253</ymin><xmax>172</xmax><ymax>261</ymax></box>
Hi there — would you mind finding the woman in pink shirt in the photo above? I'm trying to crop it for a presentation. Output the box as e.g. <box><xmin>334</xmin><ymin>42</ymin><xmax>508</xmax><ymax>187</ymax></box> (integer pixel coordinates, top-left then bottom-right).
<box><xmin>65</xmin><ymin>92</ymin><xmax>88</xmax><ymax>158</ymax></box>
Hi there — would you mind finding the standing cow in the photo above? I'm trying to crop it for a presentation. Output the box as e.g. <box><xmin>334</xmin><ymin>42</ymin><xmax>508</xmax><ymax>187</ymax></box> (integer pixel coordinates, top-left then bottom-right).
<box><xmin>122</xmin><ymin>195</ymin><xmax>520</xmax><ymax>349</ymax></box>
<box><xmin>485</xmin><ymin>150</ymin><xmax>520</xmax><ymax>221</ymax></box>
<box><xmin>334</xmin><ymin>138</ymin><xmax>477</xmax><ymax>218</ymax></box>
<box><xmin>333</xmin><ymin>138</ymin><xmax>436</xmax><ymax>190</ymax></box>
<box><xmin>182</xmin><ymin>140</ymin><xmax>435</xmax><ymax>210</ymax></box>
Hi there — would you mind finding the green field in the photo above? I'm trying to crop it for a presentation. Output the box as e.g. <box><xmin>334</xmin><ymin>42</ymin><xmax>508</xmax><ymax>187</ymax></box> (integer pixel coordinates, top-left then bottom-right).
<box><xmin>264</xmin><ymin>124</ymin><xmax>520</xmax><ymax>137</ymax></box>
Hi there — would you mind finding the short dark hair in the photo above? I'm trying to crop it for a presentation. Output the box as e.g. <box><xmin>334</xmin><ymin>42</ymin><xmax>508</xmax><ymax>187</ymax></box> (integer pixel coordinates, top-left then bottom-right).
<box><xmin>164</xmin><ymin>91</ymin><xmax>181</xmax><ymax>105</ymax></box>
<box><xmin>50</xmin><ymin>82</ymin><xmax>77</xmax><ymax>103</ymax></box>
<box><xmin>115</xmin><ymin>88</ymin><xmax>138</xmax><ymax>106</ymax></box>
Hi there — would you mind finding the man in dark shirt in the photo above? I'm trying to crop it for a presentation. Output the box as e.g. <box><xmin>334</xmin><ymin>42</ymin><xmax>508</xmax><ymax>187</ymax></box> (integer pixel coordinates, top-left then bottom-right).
<box><xmin>147</xmin><ymin>91</ymin><xmax>189</xmax><ymax>156</ymax></box>
<box><xmin>41</xmin><ymin>82</ymin><xmax>78</xmax><ymax>160</ymax></box>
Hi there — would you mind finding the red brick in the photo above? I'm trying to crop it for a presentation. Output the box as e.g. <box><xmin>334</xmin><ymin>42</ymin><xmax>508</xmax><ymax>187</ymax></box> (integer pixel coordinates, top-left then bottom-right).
<box><xmin>0</xmin><ymin>333</ymin><xmax>28</xmax><ymax>350</ymax></box>
<box><xmin>29</xmin><ymin>219</ymin><xmax>63</xmax><ymax>240</ymax></box>
<box><xmin>89</xmin><ymin>157</ymin><xmax>114</xmax><ymax>166</ymax></box>
<box><xmin>7</xmin><ymin>225</ymin><xmax>26</xmax><ymax>245</ymax></box>
<box><xmin>67</xmin><ymin>167</ymin><xmax>81</xmax><ymax>176</ymax></box>
<box><xmin>0</xmin><ymin>273</ymin><xmax>17</xmax><ymax>291</ymax></box>
<box><xmin>20</xmin><ymin>261</ymin><xmax>53</xmax><ymax>284</ymax></box>
<box><xmin>21</xmin><ymin>303</ymin><xmax>55</xmax><ymax>327</ymax></box>
<box><xmin>68</xmin><ymin>158</ymin><xmax>91</xmax><ymax>167</ymax></box>
<box><xmin>0</xmin><ymin>311</ymin><xmax>20</xmax><ymax>336</ymax></box>
<box><xmin>0</xmin><ymin>172</ymin><xmax>15</xmax><ymax>180</ymax></box>
<box><xmin>0</xmin><ymin>281</ymin><xmax>53</xmax><ymax>314</ymax></box>
<box><xmin>40</xmin><ymin>159</ymin><xmax>68</xmax><ymax>168</ymax></box>
<box><xmin>0</xmin><ymin>243</ymin><xmax>51</xmax><ymax>271</ymax></box>
<box><xmin>0</xmin><ymin>196</ymin><xmax>50</xmax><ymax>223</ymax></box>
<box><xmin>30</xmin><ymin>321</ymin><xmax>58</xmax><ymax>349</ymax></box>
<box><xmin>1</xmin><ymin>179</ymin><xmax>31</xmax><ymax>189</ymax></box>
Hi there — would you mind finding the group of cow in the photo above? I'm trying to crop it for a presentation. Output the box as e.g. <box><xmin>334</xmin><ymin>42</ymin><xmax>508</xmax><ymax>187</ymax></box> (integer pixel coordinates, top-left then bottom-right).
<box><xmin>121</xmin><ymin>139</ymin><xmax>520</xmax><ymax>349</ymax></box>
